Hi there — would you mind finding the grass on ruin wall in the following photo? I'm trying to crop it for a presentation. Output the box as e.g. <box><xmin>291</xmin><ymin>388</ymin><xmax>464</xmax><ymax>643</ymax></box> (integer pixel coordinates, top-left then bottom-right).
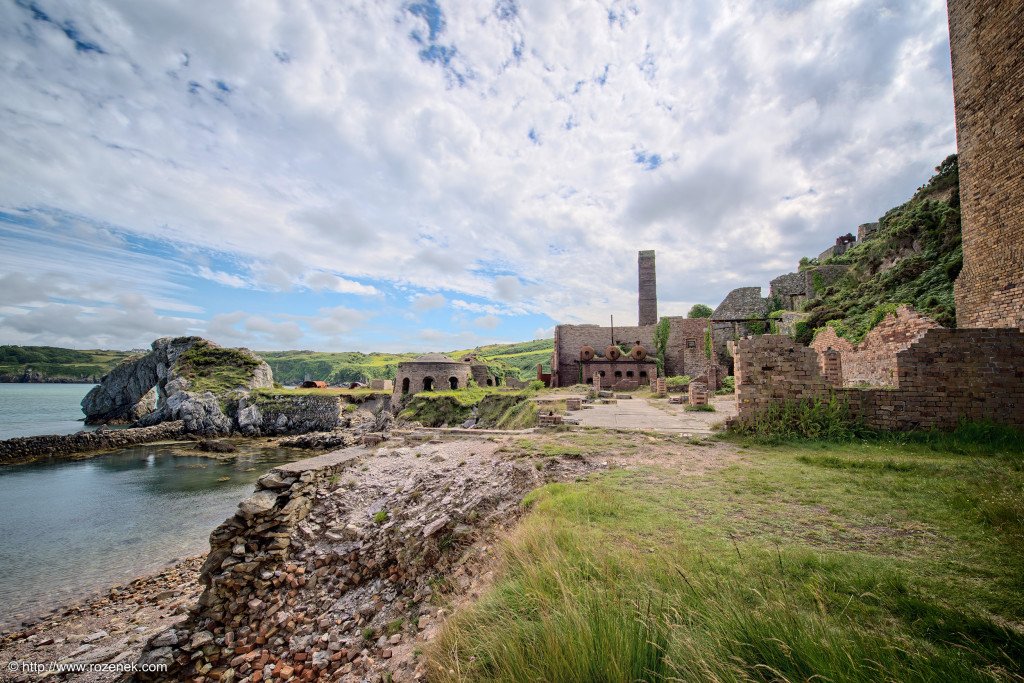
<box><xmin>798</xmin><ymin>158</ymin><xmax>963</xmax><ymax>344</ymax></box>
<box><xmin>399</xmin><ymin>388</ymin><xmax>538</xmax><ymax>429</ymax></box>
<box><xmin>428</xmin><ymin>425</ymin><xmax>1024</xmax><ymax>682</ymax></box>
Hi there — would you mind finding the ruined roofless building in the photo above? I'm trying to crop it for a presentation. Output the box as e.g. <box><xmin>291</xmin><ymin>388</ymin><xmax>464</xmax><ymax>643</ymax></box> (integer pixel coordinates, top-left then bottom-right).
<box><xmin>948</xmin><ymin>0</ymin><xmax>1024</xmax><ymax>329</ymax></box>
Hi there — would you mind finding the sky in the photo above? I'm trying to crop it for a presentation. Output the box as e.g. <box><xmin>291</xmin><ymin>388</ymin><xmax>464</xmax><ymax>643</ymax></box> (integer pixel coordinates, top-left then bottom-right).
<box><xmin>0</xmin><ymin>0</ymin><xmax>957</xmax><ymax>353</ymax></box>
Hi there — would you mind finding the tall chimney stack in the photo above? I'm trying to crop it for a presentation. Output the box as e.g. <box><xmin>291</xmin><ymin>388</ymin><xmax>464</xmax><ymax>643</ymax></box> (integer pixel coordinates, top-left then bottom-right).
<box><xmin>638</xmin><ymin>250</ymin><xmax>657</xmax><ymax>326</ymax></box>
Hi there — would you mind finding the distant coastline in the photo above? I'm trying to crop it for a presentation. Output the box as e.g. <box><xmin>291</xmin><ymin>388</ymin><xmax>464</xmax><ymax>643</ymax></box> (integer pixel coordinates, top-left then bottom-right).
<box><xmin>0</xmin><ymin>374</ymin><xmax>98</xmax><ymax>384</ymax></box>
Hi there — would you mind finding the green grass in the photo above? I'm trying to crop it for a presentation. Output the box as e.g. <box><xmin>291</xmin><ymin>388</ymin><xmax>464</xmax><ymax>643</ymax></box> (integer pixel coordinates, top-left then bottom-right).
<box><xmin>429</xmin><ymin>426</ymin><xmax>1024</xmax><ymax>682</ymax></box>
<box><xmin>399</xmin><ymin>388</ymin><xmax>539</xmax><ymax>429</ymax></box>
<box><xmin>174</xmin><ymin>340</ymin><xmax>263</xmax><ymax>395</ymax></box>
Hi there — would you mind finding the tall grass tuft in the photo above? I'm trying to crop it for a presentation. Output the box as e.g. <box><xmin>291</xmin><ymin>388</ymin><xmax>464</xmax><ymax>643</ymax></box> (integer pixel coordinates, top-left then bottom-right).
<box><xmin>428</xmin><ymin>478</ymin><xmax>1023</xmax><ymax>682</ymax></box>
<box><xmin>733</xmin><ymin>395</ymin><xmax>871</xmax><ymax>443</ymax></box>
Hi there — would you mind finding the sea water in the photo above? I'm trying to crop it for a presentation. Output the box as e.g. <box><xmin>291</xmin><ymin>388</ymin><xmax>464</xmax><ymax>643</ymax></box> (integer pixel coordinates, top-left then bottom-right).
<box><xmin>0</xmin><ymin>440</ymin><xmax>307</xmax><ymax>628</ymax></box>
<box><xmin>0</xmin><ymin>383</ymin><xmax>96</xmax><ymax>440</ymax></box>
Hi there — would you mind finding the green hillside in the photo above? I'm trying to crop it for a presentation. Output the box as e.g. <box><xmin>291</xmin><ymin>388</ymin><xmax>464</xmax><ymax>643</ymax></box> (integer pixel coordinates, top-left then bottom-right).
<box><xmin>0</xmin><ymin>346</ymin><xmax>136</xmax><ymax>382</ymax></box>
<box><xmin>797</xmin><ymin>154</ymin><xmax>962</xmax><ymax>344</ymax></box>
<box><xmin>259</xmin><ymin>339</ymin><xmax>553</xmax><ymax>385</ymax></box>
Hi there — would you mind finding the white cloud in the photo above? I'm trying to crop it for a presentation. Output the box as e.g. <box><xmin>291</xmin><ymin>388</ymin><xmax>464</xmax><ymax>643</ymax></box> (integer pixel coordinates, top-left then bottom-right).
<box><xmin>0</xmin><ymin>0</ymin><xmax>956</xmax><ymax>346</ymax></box>
<box><xmin>473</xmin><ymin>314</ymin><xmax>500</xmax><ymax>330</ymax></box>
<box><xmin>411</xmin><ymin>293</ymin><xmax>447</xmax><ymax>312</ymax></box>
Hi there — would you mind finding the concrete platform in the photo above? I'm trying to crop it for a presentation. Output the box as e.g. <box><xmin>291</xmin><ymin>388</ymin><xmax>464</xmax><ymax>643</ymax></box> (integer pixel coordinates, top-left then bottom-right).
<box><xmin>568</xmin><ymin>394</ymin><xmax>736</xmax><ymax>434</ymax></box>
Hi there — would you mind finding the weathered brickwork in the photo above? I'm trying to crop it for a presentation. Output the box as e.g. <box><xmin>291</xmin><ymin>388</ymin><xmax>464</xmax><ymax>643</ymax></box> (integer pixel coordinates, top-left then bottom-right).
<box><xmin>810</xmin><ymin>306</ymin><xmax>941</xmax><ymax>387</ymax></box>
<box><xmin>638</xmin><ymin>250</ymin><xmax>658</xmax><ymax>326</ymax></box>
<box><xmin>947</xmin><ymin>0</ymin><xmax>1024</xmax><ymax>329</ymax></box>
<box><xmin>735</xmin><ymin>331</ymin><xmax>1024</xmax><ymax>431</ymax></box>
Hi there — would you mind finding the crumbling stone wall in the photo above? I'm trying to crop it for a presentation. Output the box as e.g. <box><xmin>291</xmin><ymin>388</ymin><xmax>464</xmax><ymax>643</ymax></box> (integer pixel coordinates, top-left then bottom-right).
<box><xmin>858</xmin><ymin>222</ymin><xmax>879</xmax><ymax>242</ymax></box>
<box><xmin>948</xmin><ymin>0</ymin><xmax>1024</xmax><ymax>329</ymax></box>
<box><xmin>0</xmin><ymin>421</ymin><xmax>186</xmax><ymax>466</ymax></box>
<box><xmin>734</xmin><ymin>331</ymin><xmax>1024</xmax><ymax>431</ymax></box>
<box><xmin>137</xmin><ymin>440</ymin><xmax>582</xmax><ymax>681</ymax></box>
<box><xmin>810</xmin><ymin>307</ymin><xmax>940</xmax><ymax>387</ymax></box>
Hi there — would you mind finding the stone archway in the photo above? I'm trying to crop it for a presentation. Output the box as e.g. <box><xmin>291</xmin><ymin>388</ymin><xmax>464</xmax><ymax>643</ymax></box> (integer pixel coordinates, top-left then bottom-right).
<box><xmin>449</xmin><ymin>376</ymin><xmax>459</xmax><ymax>390</ymax></box>
<box><xmin>423</xmin><ymin>377</ymin><xmax>434</xmax><ymax>392</ymax></box>
<box><xmin>402</xmin><ymin>377</ymin><xmax>410</xmax><ymax>394</ymax></box>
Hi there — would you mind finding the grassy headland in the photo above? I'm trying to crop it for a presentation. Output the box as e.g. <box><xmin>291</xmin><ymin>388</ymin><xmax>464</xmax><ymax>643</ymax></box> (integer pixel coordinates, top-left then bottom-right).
<box><xmin>0</xmin><ymin>345</ymin><xmax>135</xmax><ymax>381</ymax></box>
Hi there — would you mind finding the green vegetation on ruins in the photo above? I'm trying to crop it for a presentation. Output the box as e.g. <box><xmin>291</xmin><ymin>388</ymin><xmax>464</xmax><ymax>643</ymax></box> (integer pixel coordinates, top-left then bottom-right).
<box><xmin>398</xmin><ymin>385</ymin><xmax>540</xmax><ymax>430</ymax></box>
<box><xmin>429</xmin><ymin>423</ymin><xmax>1024</xmax><ymax>682</ymax></box>
<box><xmin>798</xmin><ymin>154</ymin><xmax>962</xmax><ymax>344</ymax></box>
<box><xmin>174</xmin><ymin>340</ymin><xmax>262</xmax><ymax>395</ymax></box>
<box><xmin>0</xmin><ymin>345</ymin><xmax>134</xmax><ymax>381</ymax></box>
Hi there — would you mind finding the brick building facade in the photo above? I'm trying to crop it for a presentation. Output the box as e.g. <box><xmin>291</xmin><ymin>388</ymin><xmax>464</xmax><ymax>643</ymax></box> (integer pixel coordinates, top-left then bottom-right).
<box><xmin>948</xmin><ymin>0</ymin><xmax>1024</xmax><ymax>329</ymax></box>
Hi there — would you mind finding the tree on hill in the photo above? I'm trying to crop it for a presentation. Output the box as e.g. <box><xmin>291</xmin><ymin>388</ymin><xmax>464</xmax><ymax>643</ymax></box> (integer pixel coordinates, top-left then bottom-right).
<box><xmin>688</xmin><ymin>304</ymin><xmax>713</xmax><ymax>318</ymax></box>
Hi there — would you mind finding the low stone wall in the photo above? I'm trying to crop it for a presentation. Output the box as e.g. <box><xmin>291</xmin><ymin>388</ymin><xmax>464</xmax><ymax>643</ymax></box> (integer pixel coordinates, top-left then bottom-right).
<box><xmin>0</xmin><ymin>421</ymin><xmax>187</xmax><ymax>466</ymax></box>
<box><xmin>735</xmin><ymin>330</ymin><xmax>1024</xmax><ymax>431</ymax></box>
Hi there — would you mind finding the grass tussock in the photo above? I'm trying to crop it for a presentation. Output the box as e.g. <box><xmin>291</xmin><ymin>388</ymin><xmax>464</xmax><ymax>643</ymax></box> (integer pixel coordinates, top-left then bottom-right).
<box><xmin>731</xmin><ymin>396</ymin><xmax>871</xmax><ymax>443</ymax></box>
<box><xmin>430</xmin><ymin>427</ymin><xmax>1024</xmax><ymax>682</ymax></box>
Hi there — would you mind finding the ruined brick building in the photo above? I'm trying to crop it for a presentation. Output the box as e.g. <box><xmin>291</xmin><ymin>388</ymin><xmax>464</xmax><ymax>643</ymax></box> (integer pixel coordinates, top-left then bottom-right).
<box><xmin>550</xmin><ymin>251</ymin><xmax>712</xmax><ymax>388</ymax></box>
<box><xmin>732</xmin><ymin>0</ymin><xmax>1024</xmax><ymax>431</ymax></box>
<box><xmin>392</xmin><ymin>353</ymin><xmax>503</xmax><ymax>400</ymax></box>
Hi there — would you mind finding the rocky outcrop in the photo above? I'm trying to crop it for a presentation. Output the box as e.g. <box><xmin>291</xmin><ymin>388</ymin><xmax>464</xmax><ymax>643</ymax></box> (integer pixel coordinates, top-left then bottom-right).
<box><xmin>82</xmin><ymin>337</ymin><xmax>273</xmax><ymax>433</ymax></box>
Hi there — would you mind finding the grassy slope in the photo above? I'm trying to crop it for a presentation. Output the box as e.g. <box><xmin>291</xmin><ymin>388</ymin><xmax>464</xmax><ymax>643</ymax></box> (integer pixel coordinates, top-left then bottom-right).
<box><xmin>799</xmin><ymin>157</ymin><xmax>962</xmax><ymax>343</ymax></box>
<box><xmin>0</xmin><ymin>345</ymin><xmax>135</xmax><ymax>380</ymax></box>
<box><xmin>429</xmin><ymin>427</ymin><xmax>1024</xmax><ymax>682</ymax></box>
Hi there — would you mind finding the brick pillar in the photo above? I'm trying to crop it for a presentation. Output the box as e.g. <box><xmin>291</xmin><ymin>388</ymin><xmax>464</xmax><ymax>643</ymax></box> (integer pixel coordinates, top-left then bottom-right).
<box><xmin>820</xmin><ymin>349</ymin><xmax>843</xmax><ymax>388</ymax></box>
<box><xmin>689</xmin><ymin>381</ymin><xmax>709</xmax><ymax>406</ymax></box>
<box><xmin>593</xmin><ymin>372</ymin><xmax>602</xmax><ymax>390</ymax></box>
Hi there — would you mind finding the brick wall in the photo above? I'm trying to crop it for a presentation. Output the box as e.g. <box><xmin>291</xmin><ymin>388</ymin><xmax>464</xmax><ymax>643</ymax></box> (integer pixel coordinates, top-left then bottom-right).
<box><xmin>735</xmin><ymin>330</ymin><xmax>1024</xmax><ymax>431</ymax></box>
<box><xmin>947</xmin><ymin>0</ymin><xmax>1024</xmax><ymax>329</ymax></box>
<box><xmin>810</xmin><ymin>306</ymin><xmax>940</xmax><ymax>387</ymax></box>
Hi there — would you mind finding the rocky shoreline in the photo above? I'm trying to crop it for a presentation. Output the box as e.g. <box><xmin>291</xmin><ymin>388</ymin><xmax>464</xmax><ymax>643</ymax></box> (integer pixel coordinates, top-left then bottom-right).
<box><xmin>0</xmin><ymin>556</ymin><xmax>205</xmax><ymax>683</ymax></box>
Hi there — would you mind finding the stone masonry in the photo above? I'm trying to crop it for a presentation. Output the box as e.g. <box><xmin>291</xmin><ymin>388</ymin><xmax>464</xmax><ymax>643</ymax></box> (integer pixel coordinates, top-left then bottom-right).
<box><xmin>948</xmin><ymin>0</ymin><xmax>1024</xmax><ymax>329</ymax></box>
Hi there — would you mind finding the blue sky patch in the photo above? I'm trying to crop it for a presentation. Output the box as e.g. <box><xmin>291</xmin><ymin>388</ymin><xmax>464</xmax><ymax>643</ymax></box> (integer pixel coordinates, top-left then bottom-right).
<box><xmin>634</xmin><ymin>150</ymin><xmax>662</xmax><ymax>171</ymax></box>
<box><xmin>407</xmin><ymin>0</ymin><xmax>446</xmax><ymax>44</ymax></box>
